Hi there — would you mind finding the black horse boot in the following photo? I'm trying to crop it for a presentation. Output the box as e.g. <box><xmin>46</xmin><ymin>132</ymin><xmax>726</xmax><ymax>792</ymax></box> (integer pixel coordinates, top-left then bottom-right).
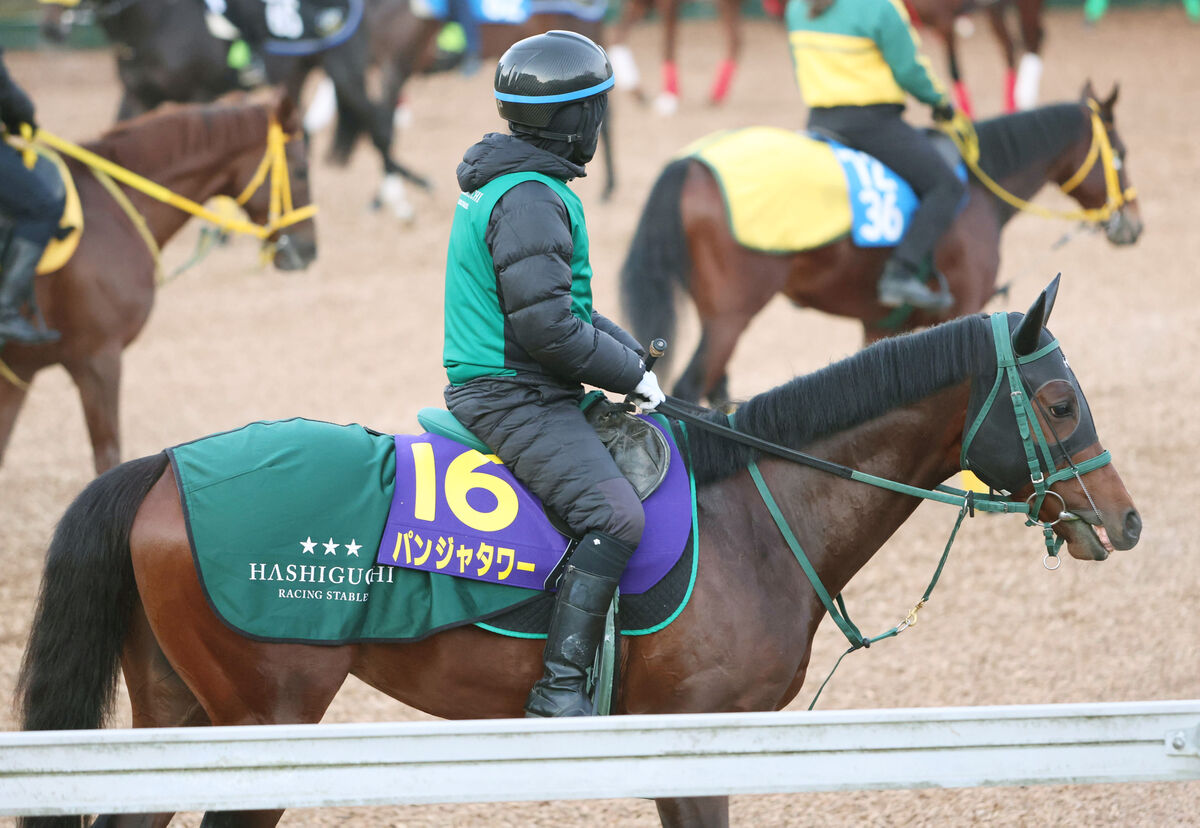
<box><xmin>877</xmin><ymin>259</ymin><xmax>953</xmax><ymax>311</ymax></box>
<box><xmin>525</xmin><ymin>533</ymin><xmax>634</xmax><ymax>718</ymax></box>
<box><xmin>0</xmin><ymin>233</ymin><xmax>59</xmax><ymax>344</ymax></box>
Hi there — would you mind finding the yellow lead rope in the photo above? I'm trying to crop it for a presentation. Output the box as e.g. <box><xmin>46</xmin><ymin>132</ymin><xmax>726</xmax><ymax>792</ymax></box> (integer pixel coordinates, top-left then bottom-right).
<box><xmin>941</xmin><ymin>100</ymin><xmax>1137</xmax><ymax>224</ymax></box>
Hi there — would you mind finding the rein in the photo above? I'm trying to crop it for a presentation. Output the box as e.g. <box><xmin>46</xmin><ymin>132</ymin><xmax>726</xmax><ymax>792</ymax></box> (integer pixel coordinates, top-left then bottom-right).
<box><xmin>27</xmin><ymin>120</ymin><xmax>316</xmax><ymax>243</ymax></box>
<box><xmin>941</xmin><ymin>99</ymin><xmax>1136</xmax><ymax>225</ymax></box>
<box><xmin>655</xmin><ymin>312</ymin><xmax>1113</xmax><ymax>706</ymax></box>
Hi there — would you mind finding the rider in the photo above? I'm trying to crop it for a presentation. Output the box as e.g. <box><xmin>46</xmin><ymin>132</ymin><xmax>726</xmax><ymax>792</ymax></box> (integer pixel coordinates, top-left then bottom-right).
<box><xmin>0</xmin><ymin>47</ymin><xmax>61</xmax><ymax>344</ymax></box>
<box><xmin>786</xmin><ymin>0</ymin><xmax>964</xmax><ymax>311</ymax></box>
<box><xmin>442</xmin><ymin>30</ymin><xmax>665</xmax><ymax>718</ymax></box>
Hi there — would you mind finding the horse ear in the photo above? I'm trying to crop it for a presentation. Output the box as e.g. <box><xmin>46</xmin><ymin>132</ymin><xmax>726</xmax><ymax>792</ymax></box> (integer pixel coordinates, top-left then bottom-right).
<box><xmin>1104</xmin><ymin>83</ymin><xmax>1120</xmax><ymax>112</ymax></box>
<box><xmin>1012</xmin><ymin>274</ymin><xmax>1060</xmax><ymax>356</ymax></box>
<box><xmin>1080</xmin><ymin>79</ymin><xmax>1097</xmax><ymax>103</ymax></box>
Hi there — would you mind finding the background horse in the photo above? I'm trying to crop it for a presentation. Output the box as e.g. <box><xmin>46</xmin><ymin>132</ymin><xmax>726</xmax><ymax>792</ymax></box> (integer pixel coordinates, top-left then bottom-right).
<box><xmin>0</xmin><ymin>92</ymin><xmax>317</xmax><ymax>477</ymax></box>
<box><xmin>908</xmin><ymin>0</ymin><xmax>1047</xmax><ymax>115</ymax></box>
<box><xmin>16</xmin><ymin>284</ymin><xmax>1141</xmax><ymax>827</ymax></box>
<box><xmin>40</xmin><ymin>0</ymin><xmax>424</xmax><ymax>219</ymax></box>
<box><xmin>606</xmin><ymin>0</ymin><xmax>1042</xmax><ymax>116</ymax></box>
<box><xmin>620</xmin><ymin>85</ymin><xmax>1141</xmax><ymax>406</ymax></box>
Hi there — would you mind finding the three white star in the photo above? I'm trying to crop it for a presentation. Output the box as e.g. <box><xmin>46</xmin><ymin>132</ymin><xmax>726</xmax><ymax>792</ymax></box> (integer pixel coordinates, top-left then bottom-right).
<box><xmin>345</xmin><ymin>539</ymin><xmax>362</xmax><ymax>557</ymax></box>
<box><xmin>323</xmin><ymin>538</ymin><xmax>339</xmax><ymax>555</ymax></box>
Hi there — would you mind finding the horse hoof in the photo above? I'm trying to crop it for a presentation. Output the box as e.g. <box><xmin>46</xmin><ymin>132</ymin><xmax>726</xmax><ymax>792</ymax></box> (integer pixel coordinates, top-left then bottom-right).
<box><xmin>654</xmin><ymin>93</ymin><xmax>679</xmax><ymax>117</ymax></box>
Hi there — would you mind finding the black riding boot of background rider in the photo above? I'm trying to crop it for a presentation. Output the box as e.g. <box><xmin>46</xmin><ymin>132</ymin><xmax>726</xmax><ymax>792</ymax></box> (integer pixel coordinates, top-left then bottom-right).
<box><xmin>525</xmin><ymin>531</ymin><xmax>636</xmax><ymax>718</ymax></box>
<box><xmin>0</xmin><ymin>224</ymin><xmax>58</xmax><ymax>344</ymax></box>
<box><xmin>808</xmin><ymin>104</ymin><xmax>964</xmax><ymax>311</ymax></box>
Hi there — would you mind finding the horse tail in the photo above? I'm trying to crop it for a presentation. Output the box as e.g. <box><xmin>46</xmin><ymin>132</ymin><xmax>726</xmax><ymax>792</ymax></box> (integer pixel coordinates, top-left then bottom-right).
<box><xmin>16</xmin><ymin>453</ymin><xmax>169</xmax><ymax>739</ymax></box>
<box><xmin>619</xmin><ymin>158</ymin><xmax>692</xmax><ymax>378</ymax></box>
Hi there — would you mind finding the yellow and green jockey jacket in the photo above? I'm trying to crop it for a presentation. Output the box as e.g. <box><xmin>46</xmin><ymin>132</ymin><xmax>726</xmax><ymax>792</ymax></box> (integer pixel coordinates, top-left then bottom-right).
<box><xmin>784</xmin><ymin>0</ymin><xmax>949</xmax><ymax>109</ymax></box>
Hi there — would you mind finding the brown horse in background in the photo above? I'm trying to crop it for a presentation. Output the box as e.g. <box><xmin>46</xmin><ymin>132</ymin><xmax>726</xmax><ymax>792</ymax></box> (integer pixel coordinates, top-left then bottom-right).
<box><xmin>605</xmin><ymin>0</ymin><xmax>1043</xmax><ymax>116</ymax></box>
<box><xmin>0</xmin><ymin>93</ymin><xmax>317</xmax><ymax>476</ymax></box>
<box><xmin>16</xmin><ymin>282</ymin><xmax>1141</xmax><ymax>827</ymax></box>
<box><xmin>907</xmin><ymin>0</ymin><xmax>1047</xmax><ymax>115</ymax></box>
<box><xmin>620</xmin><ymin>86</ymin><xmax>1140</xmax><ymax>406</ymax></box>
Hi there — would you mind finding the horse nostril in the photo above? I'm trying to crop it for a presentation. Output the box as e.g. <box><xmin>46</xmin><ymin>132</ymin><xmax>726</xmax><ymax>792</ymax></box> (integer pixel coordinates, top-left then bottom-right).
<box><xmin>1123</xmin><ymin>509</ymin><xmax>1142</xmax><ymax>542</ymax></box>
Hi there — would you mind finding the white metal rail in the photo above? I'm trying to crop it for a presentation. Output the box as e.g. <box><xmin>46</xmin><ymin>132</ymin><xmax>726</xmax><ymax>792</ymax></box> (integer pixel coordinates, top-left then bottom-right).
<box><xmin>3</xmin><ymin>700</ymin><xmax>1200</xmax><ymax>816</ymax></box>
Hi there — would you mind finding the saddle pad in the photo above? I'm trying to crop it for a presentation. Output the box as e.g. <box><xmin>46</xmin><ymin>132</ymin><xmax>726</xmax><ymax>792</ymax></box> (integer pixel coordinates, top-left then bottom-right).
<box><xmin>3</xmin><ymin>137</ymin><xmax>83</xmax><ymax>275</ymax></box>
<box><xmin>169</xmin><ymin>416</ymin><xmax>694</xmax><ymax>644</ymax></box>
<box><xmin>169</xmin><ymin>418</ymin><xmax>539</xmax><ymax>644</ymax></box>
<box><xmin>204</xmin><ymin>0</ymin><xmax>363</xmax><ymax>56</ymax></box>
<box><xmin>411</xmin><ymin>0</ymin><xmax>531</xmax><ymax>24</ymax></box>
<box><xmin>683</xmin><ymin>126</ymin><xmax>853</xmax><ymax>254</ymax></box>
<box><xmin>684</xmin><ymin>126</ymin><xmax>954</xmax><ymax>253</ymax></box>
<box><xmin>374</xmin><ymin>415</ymin><xmax>692</xmax><ymax>595</ymax></box>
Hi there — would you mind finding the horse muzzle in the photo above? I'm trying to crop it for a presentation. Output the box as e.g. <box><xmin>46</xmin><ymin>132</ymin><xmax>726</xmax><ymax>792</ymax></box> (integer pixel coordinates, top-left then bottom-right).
<box><xmin>1105</xmin><ymin>206</ymin><xmax>1143</xmax><ymax>246</ymax></box>
<box><xmin>270</xmin><ymin>233</ymin><xmax>317</xmax><ymax>272</ymax></box>
<box><xmin>1055</xmin><ymin>505</ymin><xmax>1142</xmax><ymax>560</ymax></box>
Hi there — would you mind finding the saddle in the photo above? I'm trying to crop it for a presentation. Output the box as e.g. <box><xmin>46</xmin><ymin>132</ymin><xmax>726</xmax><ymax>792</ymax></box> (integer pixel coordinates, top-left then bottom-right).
<box><xmin>417</xmin><ymin>391</ymin><xmax>672</xmax><ymax>505</ymax></box>
<box><xmin>203</xmin><ymin>0</ymin><xmax>363</xmax><ymax>57</ymax></box>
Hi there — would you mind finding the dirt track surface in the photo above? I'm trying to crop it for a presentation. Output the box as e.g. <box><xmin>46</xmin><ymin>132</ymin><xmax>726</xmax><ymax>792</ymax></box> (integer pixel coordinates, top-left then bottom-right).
<box><xmin>2</xmin><ymin>6</ymin><xmax>1200</xmax><ymax>826</ymax></box>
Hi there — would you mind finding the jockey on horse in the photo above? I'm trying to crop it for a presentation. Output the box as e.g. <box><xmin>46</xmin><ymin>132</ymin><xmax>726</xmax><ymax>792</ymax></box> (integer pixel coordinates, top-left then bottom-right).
<box><xmin>0</xmin><ymin>47</ymin><xmax>61</xmax><ymax>345</ymax></box>
<box><xmin>442</xmin><ymin>31</ymin><xmax>665</xmax><ymax>718</ymax></box>
<box><xmin>786</xmin><ymin>0</ymin><xmax>963</xmax><ymax>311</ymax></box>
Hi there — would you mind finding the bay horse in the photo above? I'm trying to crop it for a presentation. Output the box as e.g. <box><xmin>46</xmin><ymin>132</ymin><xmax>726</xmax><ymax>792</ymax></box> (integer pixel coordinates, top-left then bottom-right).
<box><xmin>16</xmin><ymin>281</ymin><xmax>1143</xmax><ymax>827</ymax></box>
<box><xmin>605</xmin><ymin>0</ymin><xmax>1042</xmax><ymax>116</ymax></box>
<box><xmin>0</xmin><ymin>92</ymin><xmax>317</xmax><ymax>476</ymax></box>
<box><xmin>40</xmin><ymin>0</ymin><xmax>425</xmax><ymax>219</ymax></box>
<box><xmin>907</xmin><ymin>0</ymin><xmax>1047</xmax><ymax>115</ymax></box>
<box><xmin>620</xmin><ymin>85</ymin><xmax>1142</xmax><ymax>407</ymax></box>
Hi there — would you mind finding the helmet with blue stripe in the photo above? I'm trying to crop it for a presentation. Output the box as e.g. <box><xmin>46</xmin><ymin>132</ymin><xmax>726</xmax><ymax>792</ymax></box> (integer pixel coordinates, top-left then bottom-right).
<box><xmin>494</xmin><ymin>30</ymin><xmax>613</xmax><ymax>162</ymax></box>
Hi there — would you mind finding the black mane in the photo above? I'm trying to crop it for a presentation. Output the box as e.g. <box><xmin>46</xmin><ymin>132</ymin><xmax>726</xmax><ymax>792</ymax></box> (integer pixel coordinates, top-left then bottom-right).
<box><xmin>687</xmin><ymin>315</ymin><xmax>997</xmax><ymax>484</ymax></box>
<box><xmin>975</xmin><ymin>103</ymin><xmax>1089</xmax><ymax>183</ymax></box>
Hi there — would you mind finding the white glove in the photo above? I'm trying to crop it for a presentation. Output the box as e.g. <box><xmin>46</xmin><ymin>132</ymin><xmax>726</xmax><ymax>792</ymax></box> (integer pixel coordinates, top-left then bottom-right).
<box><xmin>632</xmin><ymin>370</ymin><xmax>666</xmax><ymax>411</ymax></box>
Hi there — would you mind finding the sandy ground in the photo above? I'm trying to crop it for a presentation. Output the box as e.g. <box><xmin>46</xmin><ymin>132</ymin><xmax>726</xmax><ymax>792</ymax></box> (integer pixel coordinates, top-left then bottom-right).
<box><xmin>2</xmin><ymin>5</ymin><xmax>1200</xmax><ymax>826</ymax></box>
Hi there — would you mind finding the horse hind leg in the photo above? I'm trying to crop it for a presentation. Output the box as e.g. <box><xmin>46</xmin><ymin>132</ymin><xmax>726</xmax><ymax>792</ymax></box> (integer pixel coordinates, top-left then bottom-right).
<box><xmin>0</xmin><ymin>362</ymin><xmax>32</xmax><ymax>469</ymax></box>
<box><xmin>656</xmin><ymin>795</ymin><xmax>730</xmax><ymax>828</ymax></box>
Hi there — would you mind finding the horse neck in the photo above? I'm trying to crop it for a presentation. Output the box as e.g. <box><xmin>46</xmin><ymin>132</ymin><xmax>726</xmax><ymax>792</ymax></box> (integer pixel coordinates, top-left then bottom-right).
<box><xmin>96</xmin><ymin>0</ymin><xmax>161</xmax><ymax>47</ymax></box>
<box><xmin>741</xmin><ymin>383</ymin><xmax>970</xmax><ymax>602</ymax></box>
<box><xmin>89</xmin><ymin>109</ymin><xmax>269</xmax><ymax>247</ymax></box>
<box><xmin>977</xmin><ymin>104</ymin><xmax>1091</xmax><ymax>226</ymax></box>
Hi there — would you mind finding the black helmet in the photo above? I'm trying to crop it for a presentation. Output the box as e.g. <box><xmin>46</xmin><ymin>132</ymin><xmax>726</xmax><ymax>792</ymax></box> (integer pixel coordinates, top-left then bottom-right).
<box><xmin>494</xmin><ymin>30</ymin><xmax>613</xmax><ymax>157</ymax></box>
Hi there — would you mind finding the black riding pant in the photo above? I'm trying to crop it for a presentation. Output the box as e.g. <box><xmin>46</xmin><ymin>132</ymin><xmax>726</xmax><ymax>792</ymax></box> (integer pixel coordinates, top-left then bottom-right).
<box><xmin>808</xmin><ymin>104</ymin><xmax>965</xmax><ymax>271</ymax></box>
<box><xmin>444</xmin><ymin>375</ymin><xmax>646</xmax><ymax>549</ymax></box>
<box><xmin>0</xmin><ymin>142</ymin><xmax>62</xmax><ymax>246</ymax></box>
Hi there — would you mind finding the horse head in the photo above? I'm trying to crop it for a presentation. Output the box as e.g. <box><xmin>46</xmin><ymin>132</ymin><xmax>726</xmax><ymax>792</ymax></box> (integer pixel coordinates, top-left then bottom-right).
<box><xmin>1059</xmin><ymin>81</ymin><xmax>1142</xmax><ymax>246</ymax></box>
<box><xmin>963</xmin><ymin>276</ymin><xmax>1141</xmax><ymax>561</ymax></box>
<box><xmin>235</xmin><ymin>90</ymin><xmax>319</xmax><ymax>271</ymax></box>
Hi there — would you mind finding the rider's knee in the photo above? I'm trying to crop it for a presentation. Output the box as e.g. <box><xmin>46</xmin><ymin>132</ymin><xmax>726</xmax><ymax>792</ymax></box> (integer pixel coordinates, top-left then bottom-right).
<box><xmin>589</xmin><ymin>477</ymin><xmax>646</xmax><ymax>548</ymax></box>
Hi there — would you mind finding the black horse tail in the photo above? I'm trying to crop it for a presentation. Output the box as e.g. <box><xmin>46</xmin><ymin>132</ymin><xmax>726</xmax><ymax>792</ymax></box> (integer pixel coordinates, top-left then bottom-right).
<box><xmin>16</xmin><ymin>452</ymin><xmax>169</xmax><ymax>750</ymax></box>
<box><xmin>619</xmin><ymin>158</ymin><xmax>692</xmax><ymax>379</ymax></box>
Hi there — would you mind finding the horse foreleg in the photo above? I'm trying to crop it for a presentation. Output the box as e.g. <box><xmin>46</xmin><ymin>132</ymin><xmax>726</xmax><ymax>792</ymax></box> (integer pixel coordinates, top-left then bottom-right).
<box><xmin>655</xmin><ymin>795</ymin><xmax>730</xmax><ymax>828</ymax></box>
<box><xmin>599</xmin><ymin>116</ymin><xmax>616</xmax><ymax>202</ymax></box>
<box><xmin>985</xmin><ymin>5</ymin><xmax>1019</xmax><ymax>112</ymax></box>
<box><xmin>944</xmin><ymin>30</ymin><xmax>975</xmax><ymax>118</ymax></box>
<box><xmin>655</xmin><ymin>0</ymin><xmax>682</xmax><ymax>115</ymax></box>
<box><xmin>707</xmin><ymin>0</ymin><xmax>741</xmax><ymax>105</ymax></box>
<box><xmin>0</xmin><ymin>363</ymin><xmax>31</xmax><ymax>469</ymax></box>
<box><xmin>65</xmin><ymin>348</ymin><xmax>122</xmax><ymax>475</ymax></box>
<box><xmin>1012</xmin><ymin>0</ymin><xmax>1045</xmax><ymax>109</ymax></box>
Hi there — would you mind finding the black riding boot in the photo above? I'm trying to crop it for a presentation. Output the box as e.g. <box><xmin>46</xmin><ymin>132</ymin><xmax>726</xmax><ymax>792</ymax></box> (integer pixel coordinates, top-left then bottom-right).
<box><xmin>525</xmin><ymin>532</ymin><xmax>635</xmax><ymax>718</ymax></box>
<box><xmin>877</xmin><ymin>259</ymin><xmax>953</xmax><ymax>312</ymax></box>
<box><xmin>0</xmin><ymin>234</ymin><xmax>58</xmax><ymax>345</ymax></box>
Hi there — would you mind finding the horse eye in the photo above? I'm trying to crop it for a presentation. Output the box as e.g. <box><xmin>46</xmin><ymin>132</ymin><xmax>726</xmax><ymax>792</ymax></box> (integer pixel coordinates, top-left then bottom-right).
<box><xmin>1050</xmin><ymin>402</ymin><xmax>1074</xmax><ymax>418</ymax></box>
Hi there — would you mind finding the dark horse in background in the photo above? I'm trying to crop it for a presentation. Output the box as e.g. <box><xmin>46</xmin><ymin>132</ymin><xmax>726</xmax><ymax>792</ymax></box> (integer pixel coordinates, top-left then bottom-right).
<box><xmin>0</xmin><ymin>92</ymin><xmax>317</xmax><ymax>476</ymax></box>
<box><xmin>16</xmin><ymin>280</ymin><xmax>1141</xmax><ymax>826</ymax></box>
<box><xmin>620</xmin><ymin>85</ymin><xmax>1141</xmax><ymax>407</ymax></box>
<box><xmin>40</xmin><ymin>0</ymin><xmax>426</xmax><ymax>219</ymax></box>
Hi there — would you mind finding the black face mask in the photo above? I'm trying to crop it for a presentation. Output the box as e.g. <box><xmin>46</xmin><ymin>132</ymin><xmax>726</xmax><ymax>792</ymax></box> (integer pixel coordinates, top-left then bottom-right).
<box><xmin>963</xmin><ymin>314</ymin><xmax>1098</xmax><ymax>495</ymax></box>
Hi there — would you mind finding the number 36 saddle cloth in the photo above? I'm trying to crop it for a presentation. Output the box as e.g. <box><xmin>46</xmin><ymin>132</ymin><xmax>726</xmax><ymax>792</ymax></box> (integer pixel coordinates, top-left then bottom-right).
<box><xmin>681</xmin><ymin>125</ymin><xmax>965</xmax><ymax>254</ymax></box>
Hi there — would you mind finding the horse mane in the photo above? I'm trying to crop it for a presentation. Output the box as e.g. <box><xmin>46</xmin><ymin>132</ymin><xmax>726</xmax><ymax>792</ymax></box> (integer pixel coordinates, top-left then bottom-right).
<box><xmin>85</xmin><ymin>99</ymin><xmax>269</xmax><ymax>173</ymax></box>
<box><xmin>687</xmin><ymin>314</ymin><xmax>996</xmax><ymax>484</ymax></box>
<box><xmin>974</xmin><ymin>102</ymin><xmax>1088</xmax><ymax>183</ymax></box>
